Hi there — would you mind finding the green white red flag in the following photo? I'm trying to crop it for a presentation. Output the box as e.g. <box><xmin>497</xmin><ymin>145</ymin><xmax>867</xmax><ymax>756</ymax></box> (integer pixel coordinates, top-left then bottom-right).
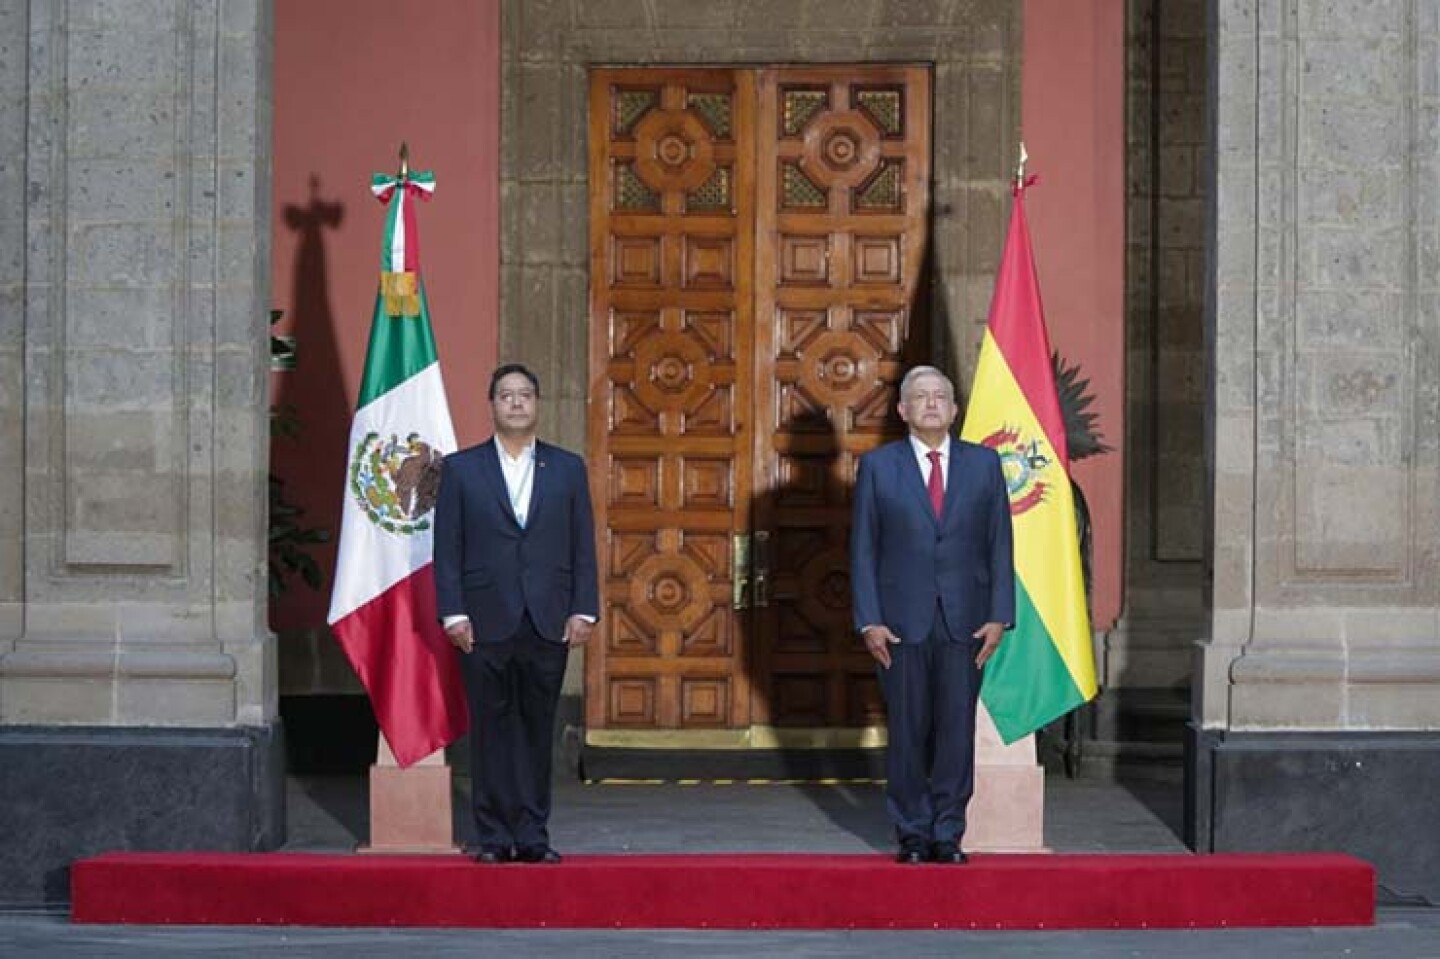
<box><xmin>960</xmin><ymin>177</ymin><xmax>1098</xmax><ymax>743</ymax></box>
<box><xmin>326</xmin><ymin>168</ymin><xmax>467</xmax><ymax>767</ymax></box>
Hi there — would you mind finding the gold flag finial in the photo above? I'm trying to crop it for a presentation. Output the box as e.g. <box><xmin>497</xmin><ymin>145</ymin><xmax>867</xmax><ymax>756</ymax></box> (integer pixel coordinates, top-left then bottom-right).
<box><xmin>399</xmin><ymin>141</ymin><xmax>409</xmax><ymax>180</ymax></box>
<box><xmin>1015</xmin><ymin>142</ymin><xmax>1028</xmax><ymax>190</ymax></box>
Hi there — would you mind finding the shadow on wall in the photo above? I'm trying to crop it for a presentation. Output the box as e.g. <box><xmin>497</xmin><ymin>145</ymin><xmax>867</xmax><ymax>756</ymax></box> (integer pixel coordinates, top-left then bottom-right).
<box><xmin>273</xmin><ymin>175</ymin><xmax>377</xmax><ymax>773</ymax></box>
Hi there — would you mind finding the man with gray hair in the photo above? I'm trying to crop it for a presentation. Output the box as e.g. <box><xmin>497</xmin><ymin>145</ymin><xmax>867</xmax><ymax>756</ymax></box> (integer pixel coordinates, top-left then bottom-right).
<box><xmin>850</xmin><ymin>365</ymin><xmax>1015</xmax><ymax>863</ymax></box>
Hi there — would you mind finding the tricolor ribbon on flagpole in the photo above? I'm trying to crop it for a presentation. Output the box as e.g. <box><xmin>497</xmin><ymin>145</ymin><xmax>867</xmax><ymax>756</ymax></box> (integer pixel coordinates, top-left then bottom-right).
<box><xmin>371</xmin><ymin>171</ymin><xmax>436</xmax><ymax>317</ymax></box>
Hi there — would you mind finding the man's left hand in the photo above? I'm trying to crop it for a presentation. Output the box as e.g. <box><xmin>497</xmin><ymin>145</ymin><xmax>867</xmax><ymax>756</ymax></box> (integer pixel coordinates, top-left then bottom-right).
<box><xmin>564</xmin><ymin>615</ymin><xmax>595</xmax><ymax>646</ymax></box>
<box><xmin>973</xmin><ymin>621</ymin><xmax>1005</xmax><ymax>668</ymax></box>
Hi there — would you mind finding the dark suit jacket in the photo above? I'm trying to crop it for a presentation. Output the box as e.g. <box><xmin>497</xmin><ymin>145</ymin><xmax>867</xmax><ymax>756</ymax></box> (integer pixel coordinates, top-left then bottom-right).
<box><xmin>433</xmin><ymin>439</ymin><xmax>599</xmax><ymax>644</ymax></box>
<box><xmin>850</xmin><ymin>437</ymin><xmax>1015</xmax><ymax>643</ymax></box>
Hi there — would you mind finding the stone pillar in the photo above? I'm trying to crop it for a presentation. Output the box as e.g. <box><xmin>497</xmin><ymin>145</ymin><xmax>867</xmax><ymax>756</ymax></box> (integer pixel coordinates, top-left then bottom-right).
<box><xmin>1198</xmin><ymin>0</ymin><xmax>1440</xmax><ymax>900</ymax></box>
<box><xmin>0</xmin><ymin>0</ymin><xmax>280</xmax><ymax>905</ymax></box>
<box><xmin>1099</xmin><ymin>0</ymin><xmax>1209</xmax><ymax>759</ymax></box>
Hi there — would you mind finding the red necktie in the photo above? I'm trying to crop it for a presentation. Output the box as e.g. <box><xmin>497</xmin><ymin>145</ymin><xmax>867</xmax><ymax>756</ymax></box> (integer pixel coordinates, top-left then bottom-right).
<box><xmin>927</xmin><ymin>449</ymin><xmax>944</xmax><ymax>519</ymax></box>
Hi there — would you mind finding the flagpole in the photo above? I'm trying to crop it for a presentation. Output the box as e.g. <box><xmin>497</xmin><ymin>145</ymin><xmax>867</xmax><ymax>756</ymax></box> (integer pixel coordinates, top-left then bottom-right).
<box><xmin>330</xmin><ymin>144</ymin><xmax>463</xmax><ymax>853</ymax></box>
<box><xmin>1014</xmin><ymin>141</ymin><xmax>1028</xmax><ymax>193</ymax></box>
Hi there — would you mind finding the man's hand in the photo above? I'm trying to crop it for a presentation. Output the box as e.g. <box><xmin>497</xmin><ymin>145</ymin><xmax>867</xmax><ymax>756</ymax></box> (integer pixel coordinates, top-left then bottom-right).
<box><xmin>973</xmin><ymin>621</ymin><xmax>1005</xmax><ymax>668</ymax></box>
<box><xmin>445</xmin><ymin>620</ymin><xmax>475</xmax><ymax>654</ymax></box>
<box><xmin>564</xmin><ymin>615</ymin><xmax>595</xmax><ymax>646</ymax></box>
<box><xmin>861</xmin><ymin>624</ymin><xmax>902</xmax><ymax>669</ymax></box>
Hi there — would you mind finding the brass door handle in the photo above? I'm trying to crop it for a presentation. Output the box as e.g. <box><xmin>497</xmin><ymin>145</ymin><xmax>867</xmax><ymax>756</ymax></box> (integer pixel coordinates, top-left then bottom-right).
<box><xmin>732</xmin><ymin>532</ymin><xmax>751</xmax><ymax>610</ymax></box>
<box><xmin>752</xmin><ymin>530</ymin><xmax>771</xmax><ymax>608</ymax></box>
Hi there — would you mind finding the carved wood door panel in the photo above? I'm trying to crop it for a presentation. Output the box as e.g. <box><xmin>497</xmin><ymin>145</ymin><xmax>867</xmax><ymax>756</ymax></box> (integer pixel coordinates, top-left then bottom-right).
<box><xmin>751</xmin><ymin>66</ymin><xmax>932</xmax><ymax>729</ymax></box>
<box><xmin>587</xmin><ymin>66</ymin><xmax>930</xmax><ymax>740</ymax></box>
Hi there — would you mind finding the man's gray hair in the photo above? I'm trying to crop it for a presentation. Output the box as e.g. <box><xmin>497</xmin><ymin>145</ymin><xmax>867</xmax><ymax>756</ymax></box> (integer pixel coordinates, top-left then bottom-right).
<box><xmin>899</xmin><ymin>365</ymin><xmax>956</xmax><ymax>401</ymax></box>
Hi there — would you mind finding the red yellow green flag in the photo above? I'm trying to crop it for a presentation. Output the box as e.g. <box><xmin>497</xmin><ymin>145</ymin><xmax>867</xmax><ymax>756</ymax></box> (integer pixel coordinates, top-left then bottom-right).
<box><xmin>960</xmin><ymin>179</ymin><xmax>1098</xmax><ymax>743</ymax></box>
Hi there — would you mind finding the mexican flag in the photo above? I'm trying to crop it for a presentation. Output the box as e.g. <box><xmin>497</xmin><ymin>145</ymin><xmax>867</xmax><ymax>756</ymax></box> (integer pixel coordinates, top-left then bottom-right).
<box><xmin>961</xmin><ymin>178</ymin><xmax>1098</xmax><ymax>743</ymax></box>
<box><xmin>326</xmin><ymin>168</ymin><xmax>468</xmax><ymax>767</ymax></box>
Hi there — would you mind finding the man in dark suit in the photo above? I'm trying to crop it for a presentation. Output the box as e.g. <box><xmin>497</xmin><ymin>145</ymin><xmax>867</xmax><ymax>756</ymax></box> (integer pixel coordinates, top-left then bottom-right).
<box><xmin>433</xmin><ymin>363</ymin><xmax>598</xmax><ymax>864</ymax></box>
<box><xmin>850</xmin><ymin>365</ymin><xmax>1015</xmax><ymax>864</ymax></box>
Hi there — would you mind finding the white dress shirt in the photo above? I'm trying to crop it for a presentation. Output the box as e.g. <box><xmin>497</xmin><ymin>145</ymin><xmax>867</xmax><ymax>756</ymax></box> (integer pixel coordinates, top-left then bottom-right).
<box><xmin>498</xmin><ymin>439</ymin><xmax>537</xmax><ymax>528</ymax></box>
<box><xmin>909</xmin><ymin>433</ymin><xmax>951</xmax><ymax>491</ymax></box>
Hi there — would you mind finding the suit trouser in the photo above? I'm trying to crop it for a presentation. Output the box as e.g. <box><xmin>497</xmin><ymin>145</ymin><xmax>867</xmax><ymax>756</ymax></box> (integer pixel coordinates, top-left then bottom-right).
<box><xmin>877</xmin><ymin>607</ymin><xmax>983</xmax><ymax>846</ymax></box>
<box><xmin>458</xmin><ymin>612</ymin><xmax>569</xmax><ymax>851</ymax></box>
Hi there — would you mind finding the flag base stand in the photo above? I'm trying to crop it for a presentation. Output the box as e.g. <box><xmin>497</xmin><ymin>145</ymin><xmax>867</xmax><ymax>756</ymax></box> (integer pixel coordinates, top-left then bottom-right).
<box><xmin>966</xmin><ymin>705</ymin><xmax>1047</xmax><ymax>852</ymax></box>
<box><xmin>357</xmin><ymin>736</ymin><xmax>458</xmax><ymax>855</ymax></box>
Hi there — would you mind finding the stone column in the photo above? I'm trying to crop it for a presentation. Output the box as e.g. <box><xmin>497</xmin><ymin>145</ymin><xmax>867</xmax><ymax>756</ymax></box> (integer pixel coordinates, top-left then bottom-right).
<box><xmin>0</xmin><ymin>0</ymin><xmax>280</xmax><ymax>905</ymax></box>
<box><xmin>1107</xmin><ymin>0</ymin><xmax>1209</xmax><ymax>745</ymax></box>
<box><xmin>1198</xmin><ymin>0</ymin><xmax>1440</xmax><ymax>900</ymax></box>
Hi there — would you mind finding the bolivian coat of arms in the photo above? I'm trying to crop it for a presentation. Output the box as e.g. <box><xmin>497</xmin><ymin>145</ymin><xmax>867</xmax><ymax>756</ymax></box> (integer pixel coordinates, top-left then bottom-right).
<box><xmin>979</xmin><ymin>427</ymin><xmax>1053</xmax><ymax>516</ymax></box>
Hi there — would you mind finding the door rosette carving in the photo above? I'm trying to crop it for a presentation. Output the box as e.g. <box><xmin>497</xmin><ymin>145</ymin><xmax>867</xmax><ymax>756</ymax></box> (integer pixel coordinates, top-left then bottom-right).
<box><xmin>798</xmin><ymin>110</ymin><xmax>882</xmax><ymax>190</ymax></box>
<box><xmin>632</xmin><ymin>108</ymin><xmax>717</xmax><ymax>193</ymax></box>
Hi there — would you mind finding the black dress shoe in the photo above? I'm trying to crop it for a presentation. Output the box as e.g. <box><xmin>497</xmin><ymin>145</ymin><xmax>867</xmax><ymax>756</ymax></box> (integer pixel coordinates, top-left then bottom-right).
<box><xmin>472</xmin><ymin>847</ymin><xmax>511</xmax><ymax>864</ymax></box>
<box><xmin>895</xmin><ymin>843</ymin><xmax>928</xmax><ymax>864</ymax></box>
<box><xmin>931</xmin><ymin>841</ymin><xmax>968</xmax><ymax>864</ymax></box>
<box><xmin>515</xmin><ymin>845</ymin><xmax>562</xmax><ymax>864</ymax></box>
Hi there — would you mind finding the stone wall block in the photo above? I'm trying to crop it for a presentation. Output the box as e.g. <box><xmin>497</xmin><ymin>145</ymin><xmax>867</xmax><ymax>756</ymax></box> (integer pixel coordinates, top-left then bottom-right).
<box><xmin>1296</xmin><ymin>415</ymin><xmax>1400</xmax><ymax>469</ymax></box>
<box><xmin>68</xmin><ymin>223</ymin><xmax>179</xmax><ymax>289</ymax></box>
<box><xmin>67</xmin><ymin>90</ymin><xmax>179</xmax><ymax>161</ymax></box>
<box><xmin>217</xmin><ymin>33</ymin><xmax>262</xmax><ymax>151</ymax></box>
<box><xmin>1297</xmin><ymin>0</ymin><xmax>1406</xmax><ymax>37</ymax></box>
<box><xmin>219</xmin><ymin>0</ymin><xmax>260</xmax><ymax>38</ymax></box>
<box><xmin>64</xmin><ymin>411</ymin><xmax>172</xmax><ymax>473</ymax></box>
<box><xmin>1299</xmin><ymin>101</ymin><xmax>1404</xmax><ymax>171</ymax></box>
<box><xmin>63</xmin><ymin>348</ymin><xmax>176</xmax><ymax>412</ymax></box>
<box><xmin>215</xmin><ymin>221</ymin><xmax>261</xmax><ymax>291</ymax></box>
<box><xmin>516</xmin><ymin>182</ymin><xmax>561</xmax><ymax>266</ymax></box>
<box><xmin>1295</xmin><ymin>291</ymin><xmax>1404</xmax><ymax>348</ymax></box>
<box><xmin>66</xmin><ymin>23</ymin><xmax>180</xmax><ymax>91</ymax></box>
<box><xmin>1305</xmin><ymin>226</ymin><xmax>1407</xmax><ymax>290</ymax></box>
<box><xmin>653</xmin><ymin>0</ymin><xmax>736</xmax><ymax>30</ymax></box>
<box><xmin>1301</xmin><ymin>38</ymin><xmax>1405</xmax><ymax>101</ymax></box>
<box><xmin>1230</xmin><ymin>682</ymin><xmax>1346</xmax><ymax>727</ymax></box>
<box><xmin>732</xmin><ymin>0</ymin><xmax>806</xmax><ymax>30</ymax></box>
<box><xmin>512</xmin><ymin>0</ymin><xmax>568</xmax><ymax>60</ymax></box>
<box><xmin>961</xmin><ymin>68</ymin><xmax>1010</xmax><ymax>180</ymax></box>
<box><xmin>1294</xmin><ymin>466</ymin><xmax>1407</xmax><ymax>572</ymax></box>
<box><xmin>118</xmin><ymin>677</ymin><xmax>236</xmax><ymax>726</ymax></box>
<box><xmin>1346</xmin><ymin>684</ymin><xmax>1440</xmax><ymax>727</ymax></box>
<box><xmin>225</xmin><ymin>633</ymin><xmax>276</xmax><ymax>726</ymax></box>
<box><xmin>1299</xmin><ymin>167</ymin><xmax>1403</xmax><ymax>226</ymax></box>
<box><xmin>514</xmin><ymin>64</ymin><xmax>564</xmax><ymax>182</ymax></box>
<box><xmin>68</xmin><ymin>160</ymin><xmax>179</xmax><ymax>221</ymax></box>
<box><xmin>1308</xmin><ymin>352</ymin><xmax>1405</xmax><ymax>416</ymax></box>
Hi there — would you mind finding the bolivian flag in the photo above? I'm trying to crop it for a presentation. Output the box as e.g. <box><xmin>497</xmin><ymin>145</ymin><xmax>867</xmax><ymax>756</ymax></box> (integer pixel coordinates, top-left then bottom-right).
<box><xmin>960</xmin><ymin>178</ymin><xmax>1098</xmax><ymax>743</ymax></box>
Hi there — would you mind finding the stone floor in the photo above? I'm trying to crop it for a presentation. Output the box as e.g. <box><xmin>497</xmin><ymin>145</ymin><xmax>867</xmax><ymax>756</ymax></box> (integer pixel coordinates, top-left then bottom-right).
<box><xmin>285</xmin><ymin>764</ymin><xmax>1189</xmax><ymax>855</ymax></box>
<box><xmin>5</xmin><ymin>765</ymin><xmax>1440</xmax><ymax>957</ymax></box>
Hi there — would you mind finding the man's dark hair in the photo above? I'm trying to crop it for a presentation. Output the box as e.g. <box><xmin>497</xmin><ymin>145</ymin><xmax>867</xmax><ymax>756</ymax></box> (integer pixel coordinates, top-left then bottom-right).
<box><xmin>488</xmin><ymin>363</ymin><xmax>541</xmax><ymax>400</ymax></box>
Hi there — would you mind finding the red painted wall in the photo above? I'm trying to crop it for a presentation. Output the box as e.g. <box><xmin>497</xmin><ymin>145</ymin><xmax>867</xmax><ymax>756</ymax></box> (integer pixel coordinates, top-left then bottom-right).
<box><xmin>270</xmin><ymin>0</ymin><xmax>500</xmax><ymax>633</ymax></box>
<box><xmin>1022</xmin><ymin>0</ymin><xmax>1126</xmax><ymax>630</ymax></box>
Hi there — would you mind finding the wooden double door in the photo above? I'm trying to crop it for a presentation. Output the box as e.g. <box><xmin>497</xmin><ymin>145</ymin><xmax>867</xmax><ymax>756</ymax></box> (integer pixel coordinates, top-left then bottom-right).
<box><xmin>586</xmin><ymin>66</ymin><xmax>931</xmax><ymax>743</ymax></box>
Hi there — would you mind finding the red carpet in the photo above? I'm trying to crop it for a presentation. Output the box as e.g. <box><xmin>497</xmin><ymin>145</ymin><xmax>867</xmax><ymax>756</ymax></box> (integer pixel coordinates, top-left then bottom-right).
<box><xmin>71</xmin><ymin>852</ymin><xmax>1374</xmax><ymax>930</ymax></box>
